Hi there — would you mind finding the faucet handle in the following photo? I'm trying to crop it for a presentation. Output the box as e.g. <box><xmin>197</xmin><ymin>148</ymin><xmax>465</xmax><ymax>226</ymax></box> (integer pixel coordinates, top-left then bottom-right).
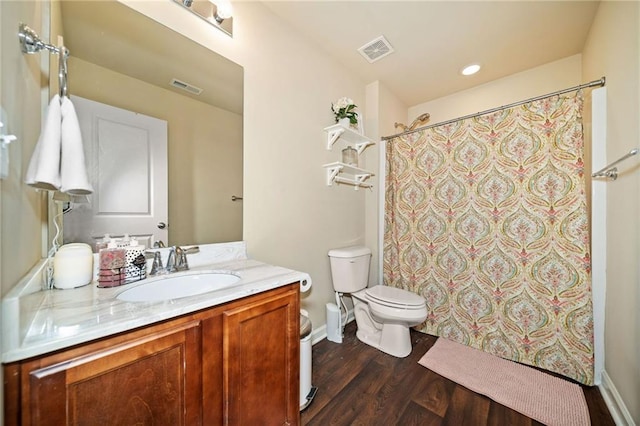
<box><xmin>165</xmin><ymin>247</ymin><xmax>177</xmax><ymax>273</ymax></box>
<box><xmin>150</xmin><ymin>251</ymin><xmax>164</xmax><ymax>275</ymax></box>
<box><xmin>175</xmin><ymin>246</ymin><xmax>189</xmax><ymax>271</ymax></box>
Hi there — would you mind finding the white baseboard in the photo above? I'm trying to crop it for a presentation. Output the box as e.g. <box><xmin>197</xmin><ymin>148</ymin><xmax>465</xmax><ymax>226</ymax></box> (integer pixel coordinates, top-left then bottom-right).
<box><xmin>599</xmin><ymin>370</ymin><xmax>636</xmax><ymax>425</ymax></box>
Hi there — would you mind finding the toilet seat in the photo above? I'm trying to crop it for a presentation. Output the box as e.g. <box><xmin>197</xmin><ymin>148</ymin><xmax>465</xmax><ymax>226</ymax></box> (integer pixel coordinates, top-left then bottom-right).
<box><xmin>365</xmin><ymin>285</ymin><xmax>425</xmax><ymax>309</ymax></box>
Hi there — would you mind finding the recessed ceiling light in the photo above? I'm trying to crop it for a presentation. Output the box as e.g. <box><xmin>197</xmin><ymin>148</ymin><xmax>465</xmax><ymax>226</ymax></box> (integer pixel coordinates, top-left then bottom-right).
<box><xmin>461</xmin><ymin>64</ymin><xmax>481</xmax><ymax>76</ymax></box>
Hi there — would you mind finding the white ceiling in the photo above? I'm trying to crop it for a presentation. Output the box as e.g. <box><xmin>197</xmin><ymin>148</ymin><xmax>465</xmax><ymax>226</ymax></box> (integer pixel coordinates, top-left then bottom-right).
<box><xmin>61</xmin><ymin>1</ymin><xmax>600</xmax><ymax>113</ymax></box>
<box><xmin>262</xmin><ymin>1</ymin><xmax>600</xmax><ymax>106</ymax></box>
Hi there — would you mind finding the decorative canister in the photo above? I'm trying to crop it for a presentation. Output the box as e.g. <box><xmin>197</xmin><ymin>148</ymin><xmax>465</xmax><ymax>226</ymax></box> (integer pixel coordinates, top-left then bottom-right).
<box><xmin>342</xmin><ymin>146</ymin><xmax>358</xmax><ymax>167</ymax></box>
<box><xmin>124</xmin><ymin>239</ymin><xmax>146</xmax><ymax>283</ymax></box>
<box><xmin>98</xmin><ymin>240</ymin><xmax>126</xmax><ymax>288</ymax></box>
<box><xmin>53</xmin><ymin>243</ymin><xmax>94</xmax><ymax>289</ymax></box>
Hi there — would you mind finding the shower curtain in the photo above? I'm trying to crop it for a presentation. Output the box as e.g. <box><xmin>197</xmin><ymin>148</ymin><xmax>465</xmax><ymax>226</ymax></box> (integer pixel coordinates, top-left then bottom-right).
<box><xmin>384</xmin><ymin>91</ymin><xmax>594</xmax><ymax>385</ymax></box>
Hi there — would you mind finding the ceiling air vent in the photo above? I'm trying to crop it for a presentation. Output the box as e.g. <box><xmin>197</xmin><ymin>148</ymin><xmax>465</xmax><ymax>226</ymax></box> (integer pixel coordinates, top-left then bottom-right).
<box><xmin>170</xmin><ymin>78</ymin><xmax>203</xmax><ymax>95</ymax></box>
<box><xmin>357</xmin><ymin>35</ymin><xmax>394</xmax><ymax>63</ymax></box>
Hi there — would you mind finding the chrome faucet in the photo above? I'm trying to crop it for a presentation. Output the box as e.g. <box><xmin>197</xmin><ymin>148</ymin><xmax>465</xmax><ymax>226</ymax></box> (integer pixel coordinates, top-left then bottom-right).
<box><xmin>147</xmin><ymin>246</ymin><xmax>200</xmax><ymax>276</ymax></box>
<box><xmin>165</xmin><ymin>246</ymin><xmax>200</xmax><ymax>273</ymax></box>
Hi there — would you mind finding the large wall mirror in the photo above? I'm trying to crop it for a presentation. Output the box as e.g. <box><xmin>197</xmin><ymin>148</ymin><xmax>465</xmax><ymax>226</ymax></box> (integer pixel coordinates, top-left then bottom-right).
<box><xmin>57</xmin><ymin>0</ymin><xmax>243</xmax><ymax>249</ymax></box>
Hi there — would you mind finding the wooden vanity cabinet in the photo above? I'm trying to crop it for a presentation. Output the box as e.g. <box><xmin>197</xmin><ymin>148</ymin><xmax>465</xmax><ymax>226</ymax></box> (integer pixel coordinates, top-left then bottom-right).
<box><xmin>3</xmin><ymin>283</ymin><xmax>300</xmax><ymax>426</ymax></box>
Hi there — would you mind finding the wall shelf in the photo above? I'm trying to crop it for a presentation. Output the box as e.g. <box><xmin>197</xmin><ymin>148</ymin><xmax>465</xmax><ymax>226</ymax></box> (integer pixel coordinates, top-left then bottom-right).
<box><xmin>323</xmin><ymin>124</ymin><xmax>377</xmax><ymax>191</ymax></box>
<box><xmin>324</xmin><ymin>124</ymin><xmax>376</xmax><ymax>152</ymax></box>
<box><xmin>322</xmin><ymin>162</ymin><xmax>374</xmax><ymax>190</ymax></box>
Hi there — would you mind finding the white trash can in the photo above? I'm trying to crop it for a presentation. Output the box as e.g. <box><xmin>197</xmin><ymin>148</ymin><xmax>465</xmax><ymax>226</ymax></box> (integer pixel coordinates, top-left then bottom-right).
<box><xmin>300</xmin><ymin>310</ymin><xmax>317</xmax><ymax>411</ymax></box>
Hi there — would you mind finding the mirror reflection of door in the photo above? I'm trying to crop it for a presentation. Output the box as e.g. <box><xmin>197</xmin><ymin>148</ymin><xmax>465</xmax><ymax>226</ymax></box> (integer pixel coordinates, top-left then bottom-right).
<box><xmin>63</xmin><ymin>96</ymin><xmax>168</xmax><ymax>250</ymax></box>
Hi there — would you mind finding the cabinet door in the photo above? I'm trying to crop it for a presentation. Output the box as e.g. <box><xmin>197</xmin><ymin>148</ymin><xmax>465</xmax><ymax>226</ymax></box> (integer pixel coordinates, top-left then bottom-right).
<box><xmin>223</xmin><ymin>286</ymin><xmax>300</xmax><ymax>425</ymax></box>
<box><xmin>27</xmin><ymin>321</ymin><xmax>202</xmax><ymax>426</ymax></box>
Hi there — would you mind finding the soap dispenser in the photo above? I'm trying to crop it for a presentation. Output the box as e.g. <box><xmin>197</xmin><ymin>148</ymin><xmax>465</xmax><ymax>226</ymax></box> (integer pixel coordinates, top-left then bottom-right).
<box><xmin>95</xmin><ymin>233</ymin><xmax>111</xmax><ymax>253</ymax></box>
<box><xmin>98</xmin><ymin>240</ymin><xmax>126</xmax><ymax>287</ymax></box>
<box><xmin>124</xmin><ymin>238</ymin><xmax>146</xmax><ymax>283</ymax></box>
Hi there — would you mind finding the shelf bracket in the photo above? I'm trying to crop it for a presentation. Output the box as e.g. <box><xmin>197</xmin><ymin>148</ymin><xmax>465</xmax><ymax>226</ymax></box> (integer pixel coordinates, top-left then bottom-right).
<box><xmin>354</xmin><ymin>141</ymin><xmax>374</xmax><ymax>155</ymax></box>
<box><xmin>326</xmin><ymin>165</ymin><xmax>343</xmax><ymax>186</ymax></box>
<box><xmin>353</xmin><ymin>174</ymin><xmax>371</xmax><ymax>189</ymax></box>
<box><xmin>326</xmin><ymin>128</ymin><xmax>345</xmax><ymax>150</ymax></box>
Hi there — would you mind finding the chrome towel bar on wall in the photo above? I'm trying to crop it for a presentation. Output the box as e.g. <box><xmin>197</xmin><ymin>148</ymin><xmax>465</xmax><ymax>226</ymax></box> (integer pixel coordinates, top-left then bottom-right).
<box><xmin>592</xmin><ymin>148</ymin><xmax>639</xmax><ymax>180</ymax></box>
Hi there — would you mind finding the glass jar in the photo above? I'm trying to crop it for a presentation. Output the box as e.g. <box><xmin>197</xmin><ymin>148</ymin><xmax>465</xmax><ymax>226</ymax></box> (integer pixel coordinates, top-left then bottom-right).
<box><xmin>342</xmin><ymin>146</ymin><xmax>358</xmax><ymax>167</ymax></box>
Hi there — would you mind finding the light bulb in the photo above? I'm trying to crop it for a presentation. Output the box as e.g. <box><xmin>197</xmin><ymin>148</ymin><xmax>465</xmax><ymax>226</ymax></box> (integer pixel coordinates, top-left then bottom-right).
<box><xmin>214</xmin><ymin>0</ymin><xmax>233</xmax><ymax>20</ymax></box>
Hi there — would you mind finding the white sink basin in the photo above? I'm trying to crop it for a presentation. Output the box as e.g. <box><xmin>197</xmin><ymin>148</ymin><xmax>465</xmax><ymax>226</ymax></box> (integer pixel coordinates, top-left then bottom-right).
<box><xmin>117</xmin><ymin>272</ymin><xmax>241</xmax><ymax>302</ymax></box>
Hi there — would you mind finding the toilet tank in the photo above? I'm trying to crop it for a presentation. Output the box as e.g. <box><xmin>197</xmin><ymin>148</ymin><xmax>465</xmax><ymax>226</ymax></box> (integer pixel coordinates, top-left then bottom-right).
<box><xmin>328</xmin><ymin>246</ymin><xmax>372</xmax><ymax>293</ymax></box>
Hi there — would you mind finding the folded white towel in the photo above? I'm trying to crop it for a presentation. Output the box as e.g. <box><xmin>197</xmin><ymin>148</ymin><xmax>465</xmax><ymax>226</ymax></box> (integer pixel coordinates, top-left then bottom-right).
<box><xmin>25</xmin><ymin>94</ymin><xmax>62</xmax><ymax>191</ymax></box>
<box><xmin>60</xmin><ymin>96</ymin><xmax>93</xmax><ymax>195</ymax></box>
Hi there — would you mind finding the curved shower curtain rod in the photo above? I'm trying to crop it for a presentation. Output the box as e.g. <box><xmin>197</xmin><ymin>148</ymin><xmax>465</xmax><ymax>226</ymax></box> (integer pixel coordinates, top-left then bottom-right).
<box><xmin>382</xmin><ymin>77</ymin><xmax>606</xmax><ymax>140</ymax></box>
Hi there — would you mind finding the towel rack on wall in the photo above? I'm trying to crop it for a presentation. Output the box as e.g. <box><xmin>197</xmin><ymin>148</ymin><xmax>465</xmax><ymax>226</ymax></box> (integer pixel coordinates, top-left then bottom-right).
<box><xmin>18</xmin><ymin>23</ymin><xmax>69</xmax><ymax>98</ymax></box>
<box><xmin>592</xmin><ymin>148</ymin><xmax>639</xmax><ymax>180</ymax></box>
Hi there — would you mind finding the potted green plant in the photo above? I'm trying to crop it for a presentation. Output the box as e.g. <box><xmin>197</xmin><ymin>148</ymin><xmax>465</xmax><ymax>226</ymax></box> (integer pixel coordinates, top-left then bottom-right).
<box><xmin>332</xmin><ymin>97</ymin><xmax>358</xmax><ymax>129</ymax></box>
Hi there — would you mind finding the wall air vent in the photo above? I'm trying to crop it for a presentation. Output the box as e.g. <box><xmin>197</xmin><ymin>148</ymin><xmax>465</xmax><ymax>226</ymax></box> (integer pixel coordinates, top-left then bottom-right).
<box><xmin>170</xmin><ymin>78</ymin><xmax>203</xmax><ymax>95</ymax></box>
<box><xmin>357</xmin><ymin>35</ymin><xmax>394</xmax><ymax>63</ymax></box>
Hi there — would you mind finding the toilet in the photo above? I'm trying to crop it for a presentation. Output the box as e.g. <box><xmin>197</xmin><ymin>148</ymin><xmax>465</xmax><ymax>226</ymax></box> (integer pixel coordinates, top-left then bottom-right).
<box><xmin>328</xmin><ymin>246</ymin><xmax>427</xmax><ymax>358</ymax></box>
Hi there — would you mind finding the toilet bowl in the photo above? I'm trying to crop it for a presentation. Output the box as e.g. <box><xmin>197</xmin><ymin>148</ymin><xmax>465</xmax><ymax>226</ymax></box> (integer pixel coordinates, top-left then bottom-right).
<box><xmin>328</xmin><ymin>246</ymin><xmax>427</xmax><ymax>358</ymax></box>
<box><xmin>351</xmin><ymin>286</ymin><xmax>427</xmax><ymax>357</ymax></box>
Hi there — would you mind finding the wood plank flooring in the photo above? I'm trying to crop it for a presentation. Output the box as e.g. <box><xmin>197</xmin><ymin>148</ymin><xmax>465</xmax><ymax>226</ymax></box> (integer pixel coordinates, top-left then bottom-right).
<box><xmin>301</xmin><ymin>322</ymin><xmax>615</xmax><ymax>425</ymax></box>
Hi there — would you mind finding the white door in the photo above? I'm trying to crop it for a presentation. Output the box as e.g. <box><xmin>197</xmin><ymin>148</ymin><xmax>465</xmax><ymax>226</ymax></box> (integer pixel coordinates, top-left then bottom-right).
<box><xmin>63</xmin><ymin>96</ymin><xmax>168</xmax><ymax>250</ymax></box>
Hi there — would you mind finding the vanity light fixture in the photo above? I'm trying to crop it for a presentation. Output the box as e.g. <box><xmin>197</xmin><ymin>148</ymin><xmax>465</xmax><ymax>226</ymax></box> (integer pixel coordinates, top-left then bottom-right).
<box><xmin>173</xmin><ymin>0</ymin><xmax>233</xmax><ymax>37</ymax></box>
<box><xmin>461</xmin><ymin>63</ymin><xmax>481</xmax><ymax>76</ymax></box>
<box><xmin>213</xmin><ymin>0</ymin><xmax>233</xmax><ymax>24</ymax></box>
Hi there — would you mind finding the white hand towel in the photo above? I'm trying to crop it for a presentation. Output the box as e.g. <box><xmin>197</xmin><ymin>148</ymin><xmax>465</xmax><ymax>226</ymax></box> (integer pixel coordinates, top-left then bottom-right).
<box><xmin>60</xmin><ymin>96</ymin><xmax>93</xmax><ymax>195</ymax></box>
<box><xmin>25</xmin><ymin>94</ymin><xmax>62</xmax><ymax>191</ymax></box>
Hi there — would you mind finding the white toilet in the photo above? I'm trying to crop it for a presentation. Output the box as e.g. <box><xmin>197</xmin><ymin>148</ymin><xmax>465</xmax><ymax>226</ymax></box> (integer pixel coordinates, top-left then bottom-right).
<box><xmin>328</xmin><ymin>246</ymin><xmax>427</xmax><ymax>358</ymax></box>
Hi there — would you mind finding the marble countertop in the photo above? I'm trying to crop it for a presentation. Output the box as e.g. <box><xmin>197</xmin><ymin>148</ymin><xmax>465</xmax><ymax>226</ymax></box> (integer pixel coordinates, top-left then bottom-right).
<box><xmin>2</xmin><ymin>242</ymin><xmax>310</xmax><ymax>363</ymax></box>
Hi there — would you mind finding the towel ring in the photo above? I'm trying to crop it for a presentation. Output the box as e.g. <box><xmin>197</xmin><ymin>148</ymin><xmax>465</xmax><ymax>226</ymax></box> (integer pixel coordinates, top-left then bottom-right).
<box><xmin>58</xmin><ymin>46</ymin><xmax>69</xmax><ymax>98</ymax></box>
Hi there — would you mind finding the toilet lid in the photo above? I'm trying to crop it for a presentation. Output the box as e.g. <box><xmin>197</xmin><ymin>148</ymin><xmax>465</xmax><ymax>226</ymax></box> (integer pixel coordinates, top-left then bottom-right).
<box><xmin>365</xmin><ymin>285</ymin><xmax>425</xmax><ymax>307</ymax></box>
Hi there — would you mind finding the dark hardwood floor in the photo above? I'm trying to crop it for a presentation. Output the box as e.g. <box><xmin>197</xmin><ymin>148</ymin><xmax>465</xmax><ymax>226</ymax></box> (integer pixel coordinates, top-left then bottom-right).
<box><xmin>302</xmin><ymin>322</ymin><xmax>615</xmax><ymax>425</ymax></box>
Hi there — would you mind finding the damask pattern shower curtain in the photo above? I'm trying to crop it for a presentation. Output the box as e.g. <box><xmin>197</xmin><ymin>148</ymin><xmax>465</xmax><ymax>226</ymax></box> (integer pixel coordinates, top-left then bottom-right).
<box><xmin>384</xmin><ymin>92</ymin><xmax>594</xmax><ymax>385</ymax></box>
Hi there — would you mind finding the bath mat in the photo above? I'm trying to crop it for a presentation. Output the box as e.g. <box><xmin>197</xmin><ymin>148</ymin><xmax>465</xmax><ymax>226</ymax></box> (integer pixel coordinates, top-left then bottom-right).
<box><xmin>418</xmin><ymin>338</ymin><xmax>590</xmax><ymax>426</ymax></box>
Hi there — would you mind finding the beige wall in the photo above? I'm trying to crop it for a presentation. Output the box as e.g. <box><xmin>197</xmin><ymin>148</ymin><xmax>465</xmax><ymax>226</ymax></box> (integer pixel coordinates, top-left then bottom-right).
<box><xmin>582</xmin><ymin>2</ymin><xmax>640</xmax><ymax>422</ymax></box>
<box><xmin>0</xmin><ymin>2</ymin><xmax>49</xmax><ymax>297</ymax></box>
<box><xmin>0</xmin><ymin>0</ymin><xmax>52</xmax><ymax>417</ymax></box>
<box><xmin>68</xmin><ymin>57</ymin><xmax>243</xmax><ymax>246</ymax></box>
<box><xmin>123</xmin><ymin>1</ymin><xmax>368</xmax><ymax>329</ymax></box>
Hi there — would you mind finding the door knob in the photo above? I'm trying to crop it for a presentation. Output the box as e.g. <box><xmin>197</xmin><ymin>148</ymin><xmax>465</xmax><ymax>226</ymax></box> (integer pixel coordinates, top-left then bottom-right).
<box><xmin>157</xmin><ymin>222</ymin><xmax>167</xmax><ymax>229</ymax></box>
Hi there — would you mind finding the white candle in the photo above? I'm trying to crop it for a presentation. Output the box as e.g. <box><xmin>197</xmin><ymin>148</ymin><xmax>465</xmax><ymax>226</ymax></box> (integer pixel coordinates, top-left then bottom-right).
<box><xmin>53</xmin><ymin>243</ymin><xmax>94</xmax><ymax>289</ymax></box>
